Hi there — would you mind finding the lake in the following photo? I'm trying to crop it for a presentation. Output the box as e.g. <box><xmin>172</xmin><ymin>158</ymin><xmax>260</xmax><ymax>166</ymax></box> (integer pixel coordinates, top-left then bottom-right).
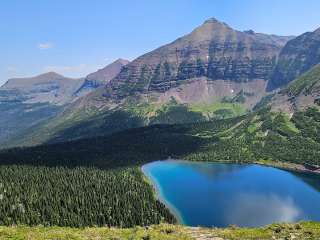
<box><xmin>142</xmin><ymin>160</ymin><xmax>320</xmax><ymax>227</ymax></box>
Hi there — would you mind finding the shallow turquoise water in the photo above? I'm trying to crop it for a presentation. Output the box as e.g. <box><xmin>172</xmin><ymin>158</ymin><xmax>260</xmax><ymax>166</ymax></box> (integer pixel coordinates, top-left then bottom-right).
<box><xmin>142</xmin><ymin>160</ymin><xmax>320</xmax><ymax>227</ymax></box>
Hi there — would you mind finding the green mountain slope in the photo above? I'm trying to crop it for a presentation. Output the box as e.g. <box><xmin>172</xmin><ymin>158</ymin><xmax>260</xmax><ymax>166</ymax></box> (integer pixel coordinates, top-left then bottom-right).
<box><xmin>0</xmin><ymin>107</ymin><xmax>319</xmax><ymax>228</ymax></box>
<box><xmin>3</xmin><ymin>97</ymin><xmax>248</xmax><ymax>148</ymax></box>
<box><xmin>270</xmin><ymin>64</ymin><xmax>320</xmax><ymax>112</ymax></box>
<box><xmin>2</xmin><ymin>107</ymin><xmax>319</xmax><ymax>168</ymax></box>
<box><xmin>0</xmin><ymin>102</ymin><xmax>60</xmax><ymax>144</ymax></box>
<box><xmin>284</xmin><ymin>64</ymin><xmax>320</xmax><ymax>96</ymax></box>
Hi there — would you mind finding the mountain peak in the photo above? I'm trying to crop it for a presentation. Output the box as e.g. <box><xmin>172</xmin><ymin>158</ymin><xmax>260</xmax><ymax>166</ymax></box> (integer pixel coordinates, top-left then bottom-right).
<box><xmin>4</xmin><ymin>72</ymin><xmax>59</xmax><ymax>86</ymax></box>
<box><xmin>114</xmin><ymin>58</ymin><xmax>130</xmax><ymax>65</ymax></box>
<box><xmin>74</xmin><ymin>58</ymin><xmax>129</xmax><ymax>96</ymax></box>
<box><xmin>184</xmin><ymin>17</ymin><xmax>234</xmax><ymax>43</ymax></box>
<box><xmin>2</xmin><ymin>71</ymin><xmax>78</xmax><ymax>90</ymax></box>
<box><xmin>87</xmin><ymin>58</ymin><xmax>129</xmax><ymax>80</ymax></box>
<box><xmin>37</xmin><ymin>72</ymin><xmax>64</xmax><ymax>79</ymax></box>
<box><xmin>244</xmin><ymin>30</ymin><xmax>255</xmax><ymax>35</ymax></box>
<box><xmin>81</xmin><ymin>58</ymin><xmax>130</xmax><ymax>87</ymax></box>
<box><xmin>203</xmin><ymin>17</ymin><xmax>222</xmax><ymax>24</ymax></box>
<box><xmin>202</xmin><ymin>17</ymin><xmax>231</xmax><ymax>28</ymax></box>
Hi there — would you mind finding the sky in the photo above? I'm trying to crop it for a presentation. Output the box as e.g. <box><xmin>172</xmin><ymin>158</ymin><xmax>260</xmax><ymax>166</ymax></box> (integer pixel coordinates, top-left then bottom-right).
<box><xmin>1</xmin><ymin>0</ymin><xmax>319</xmax><ymax>85</ymax></box>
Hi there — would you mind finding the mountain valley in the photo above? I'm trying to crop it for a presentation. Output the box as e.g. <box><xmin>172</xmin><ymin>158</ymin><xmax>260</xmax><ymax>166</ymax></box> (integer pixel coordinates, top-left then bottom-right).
<box><xmin>0</xmin><ymin>13</ymin><xmax>320</xmax><ymax>239</ymax></box>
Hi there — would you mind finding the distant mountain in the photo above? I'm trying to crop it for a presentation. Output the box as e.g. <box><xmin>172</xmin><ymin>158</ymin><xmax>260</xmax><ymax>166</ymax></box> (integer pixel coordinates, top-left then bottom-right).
<box><xmin>268</xmin><ymin>27</ymin><xmax>320</xmax><ymax>90</ymax></box>
<box><xmin>0</xmin><ymin>72</ymin><xmax>86</xmax><ymax>144</ymax></box>
<box><xmin>0</xmin><ymin>58</ymin><xmax>132</xmax><ymax>146</ymax></box>
<box><xmin>0</xmin><ymin>72</ymin><xmax>84</xmax><ymax>105</ymax></box>
<box><xmin>75</xmin><ymin>58</ymin><xmax>129</xmax><ymax>97</ymax></box>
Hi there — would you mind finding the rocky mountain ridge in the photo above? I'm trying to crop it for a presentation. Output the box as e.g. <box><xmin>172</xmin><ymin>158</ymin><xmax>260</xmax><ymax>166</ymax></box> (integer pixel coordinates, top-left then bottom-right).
<box><xmin>104</xmin><ymin>18</ymin><xmax>292</xmax><ymax>102</ymax></box>
<box><xmin>268</xmin><ymin>27</ymin><xmax>320</xmax><ymax>90</ymax></box>
<box><xmin>75</xmin><ymin>58</ymin><xmax>129</xmax><ymax>97</ymax></box>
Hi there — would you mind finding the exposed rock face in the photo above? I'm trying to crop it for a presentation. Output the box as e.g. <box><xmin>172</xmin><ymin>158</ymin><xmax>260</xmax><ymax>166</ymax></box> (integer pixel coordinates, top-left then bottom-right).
<box><xmin>0</xmin><ymin>72</ymin><xmax>84</xmax><ymax>105</ymax></box>
<box><xmin>153</xmin><ymin>78</ymin><xmax>267</xmax><ymax>109</ymax></box>
<box><xmin>105</xmin><ymin>18</ymin><xmax>291</xmax><ymax>99</ymax></box>
<box><xmin>270</xmin><ymin>64</ymin><xmax>320</xmax><ymax>113</ymax></box>
<box><xmin>268</xmin><ymin>28</ymin><xmax>320</xmax><ymax>90</ymax></box>
<box><xmin>75</xmin><ymin>58</ymin><xmax>129</xmax><ymax>97</ymax></box>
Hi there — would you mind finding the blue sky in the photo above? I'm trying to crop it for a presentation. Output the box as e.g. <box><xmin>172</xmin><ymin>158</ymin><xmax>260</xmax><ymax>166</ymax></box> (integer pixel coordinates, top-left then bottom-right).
<box><xmin>1</xmin><ymin>0</ymin><xmax>319</xmax><ymax>85</ymax></box>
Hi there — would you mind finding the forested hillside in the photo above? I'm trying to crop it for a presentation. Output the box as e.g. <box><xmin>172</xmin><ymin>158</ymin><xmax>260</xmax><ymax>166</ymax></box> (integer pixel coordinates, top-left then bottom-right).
<box><xmin>0</xmin><ymin>166</ymin><xmax>174</xmax><ymax>227</ymax></box>
<box><xmin>0</xmin><ymin>107</ymin><xmax>319</xmax><ymax>227</ymax></box>
<box><xmin>2</xmin><ymin>107</ymin><xmax>319</xmax><ymax>167</ymax></box>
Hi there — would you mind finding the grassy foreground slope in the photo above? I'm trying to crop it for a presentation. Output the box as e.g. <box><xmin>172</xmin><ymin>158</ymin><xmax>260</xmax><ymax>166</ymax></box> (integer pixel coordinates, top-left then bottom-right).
<box><xmin>0</xmin><ymin>222</ymin><xmax>319</xmax><ymax>240</ymax></box>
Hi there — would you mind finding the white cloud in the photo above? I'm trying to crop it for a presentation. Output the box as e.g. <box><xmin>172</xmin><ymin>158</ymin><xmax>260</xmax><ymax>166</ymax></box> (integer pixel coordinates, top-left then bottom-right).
<box><xmin>225</xmin><ymin>193</ymin><xmax>301</xmax><ymax>227</ymax></box>
<box><xmin>38</xmin><ymin>42</ymin><xmax>53</xmax><ymax>50</ymax></box>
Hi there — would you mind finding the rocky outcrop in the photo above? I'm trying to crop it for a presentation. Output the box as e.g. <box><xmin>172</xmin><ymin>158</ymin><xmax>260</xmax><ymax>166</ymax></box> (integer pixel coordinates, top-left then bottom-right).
<box><xmin>270</xmin><ymin>64</ymin><xmax>320</xmax><ymax>113</ymax></box>
<box><xmin>105</xmin><ymin>18</ymin><xmax>291</xmax><ymax>99</ymax></box>
<box><xmin>268</xmin><ymin>28</ymin><xmax>320</xmax><ymax>90</ymax></box>
<box><xmin>75</xmin><ymin>58</ymin><xmax>129</xmax><ymax>97</ymax></box>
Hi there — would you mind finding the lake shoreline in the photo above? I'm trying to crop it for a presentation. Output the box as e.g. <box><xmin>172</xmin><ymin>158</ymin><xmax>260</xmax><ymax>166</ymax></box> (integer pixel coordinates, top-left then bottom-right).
<box><xmin>182</xmin><ymin>159</ymin><xmax>320</xmax><ymax>175</ymax></box>
<box><xmin>254</xmin><ymin>160</ymin><xmax>320</xmax><ymax>175</ymax></box>
<box><xmin>141</xmin><ymin>163</ymin><xmax>185</xmax><ymax>224</ymax></box>
<box><xmin>162</xmin><ymin>159</ymin><xmax>320</xmax><ymax>175</ymax></box>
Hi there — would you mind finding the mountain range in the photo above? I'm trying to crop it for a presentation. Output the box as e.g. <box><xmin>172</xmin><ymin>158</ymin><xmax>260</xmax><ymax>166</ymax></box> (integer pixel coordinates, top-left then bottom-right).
<box><xmin>0</xmin><ymin>59</ymin><xmax>128</xmax><ymax>145</ymax></box>
<box><xmin>1</xmin><ymin>17</ymin><xmax>320</xmax><ymax>148</ymax></box>
<box><xmin>1</xmin><ymin>16</ymin><xmax>320</xmax><ymax>234</ymax></box>
<box><xmin>81</xmin><ymin>18</ymin><xmax>293</xmax><ymax>110</ymax></box>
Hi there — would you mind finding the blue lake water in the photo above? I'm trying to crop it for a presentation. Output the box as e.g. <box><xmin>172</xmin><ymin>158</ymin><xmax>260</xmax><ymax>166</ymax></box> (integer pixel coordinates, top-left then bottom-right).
<box><xmin>142</xmin><ymin>160</ymin><xmax>320</xmax><ymax>227</ymax></box>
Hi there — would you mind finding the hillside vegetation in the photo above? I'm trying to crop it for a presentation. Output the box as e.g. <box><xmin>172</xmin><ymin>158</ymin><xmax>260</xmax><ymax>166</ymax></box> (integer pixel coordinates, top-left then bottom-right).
<box><xmin>0</xmin><ymin>166</ymin><xmax>174</xmax><ymax>227</ymax></box>
<box><xmin>284</xmin><ymin>64</ymin><xmax>320</xmax><ymax>97</ymax></box>
<box><xmin>0</xmin><ymin>107</ymin><xmax>319</xmax><ymax>227</ymax></box>
<box><xmin>3</xmin><ymin>97</ymin><xmax>247</xmax><ymax>149</ymax></box>
<box><xmin>265</xmin><ymin>64</ymin><xmax>320</xmax><ymax>113</ymax></box>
